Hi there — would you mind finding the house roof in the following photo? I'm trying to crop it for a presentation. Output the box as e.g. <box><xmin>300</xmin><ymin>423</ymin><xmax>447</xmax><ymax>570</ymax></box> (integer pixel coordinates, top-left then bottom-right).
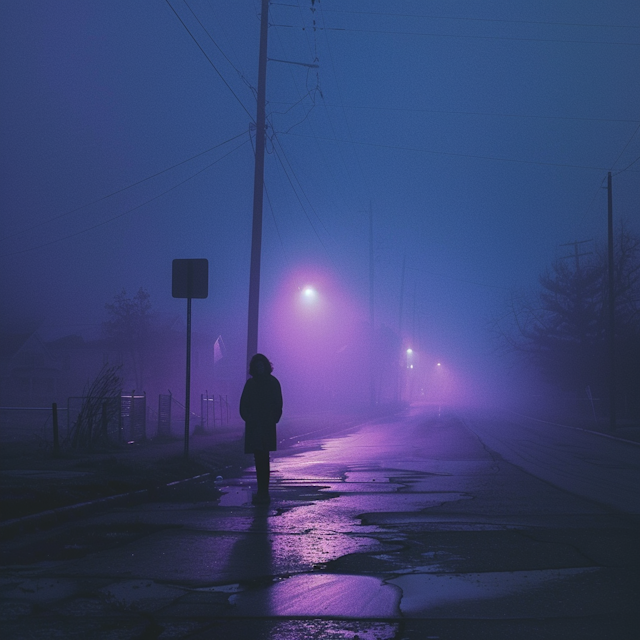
<box><xmin>0</xmin><ymin>332</ymin><xmax>36</xmax><ymax>360</ymax></box>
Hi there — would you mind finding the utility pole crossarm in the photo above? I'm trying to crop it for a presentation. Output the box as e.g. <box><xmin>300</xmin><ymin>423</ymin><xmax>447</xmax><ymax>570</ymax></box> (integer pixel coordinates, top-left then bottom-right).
<box><xmin>559</xmin><ymin>239</ymin><xmax>592</xmax><ymax>272</ymax></box>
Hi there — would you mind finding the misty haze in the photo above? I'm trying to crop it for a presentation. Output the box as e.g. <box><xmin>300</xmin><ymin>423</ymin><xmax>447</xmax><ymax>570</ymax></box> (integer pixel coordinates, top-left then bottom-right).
<box><xmin>1</xmin><ymin>2</ymin><xmax>639</xmax><ymax>638</ymax></box>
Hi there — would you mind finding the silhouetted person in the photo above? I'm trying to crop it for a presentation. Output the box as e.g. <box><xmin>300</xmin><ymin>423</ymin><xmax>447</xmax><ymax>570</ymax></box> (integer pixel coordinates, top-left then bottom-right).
<box><xmin>240</xmin><ymin>354</ymin><xmax>283</xmax><ymax>505</ymax></box>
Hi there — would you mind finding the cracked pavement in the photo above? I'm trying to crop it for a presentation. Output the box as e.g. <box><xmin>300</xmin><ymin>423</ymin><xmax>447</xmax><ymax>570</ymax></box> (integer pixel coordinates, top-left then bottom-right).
<box><xmin>1</xmin><ymin>404</ymin><xmax>639</xmax><ymax>639</ymax></box>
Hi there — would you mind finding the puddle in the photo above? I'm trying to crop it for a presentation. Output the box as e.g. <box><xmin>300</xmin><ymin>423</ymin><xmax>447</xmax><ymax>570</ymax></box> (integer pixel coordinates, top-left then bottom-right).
<box><xmin>372</xmin><ymin>550</ymin><xmax>464</xmax><ymax>574</ymax></box>
<box><xmin>389</xmin><ymin>567</ymin><xmax>602</xmax><ymax>618</ymax></box>
<box><xmin>265</xmin><ymin>620</ymin><xmax>399</xmax><ymax>639</ymax></box>
<box><xmin>218</xmin><ymin>486</ymin><xmax>252</xmax><ymax>507</ymax></box>
<box><xmin>230</xmin><ymin>573</ymin><xmax>401</xmax><ymax>618</ymax></box>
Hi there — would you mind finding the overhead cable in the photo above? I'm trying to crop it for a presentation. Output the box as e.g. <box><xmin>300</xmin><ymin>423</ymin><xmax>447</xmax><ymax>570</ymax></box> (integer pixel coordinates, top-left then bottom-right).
<box><xmin>280</xmin><ymin>131</ymin><xmax>637</xmax><ymax>172</ymax></box>
<box><xmin>268</xmin><ymin>101</ymin><xmax>639</xmax><ymax>125</ymax></box>
<box><xmin>165</xmin><ymin>0</ymin><xmax>254</xmax><ymax>119</ymax></box>
<box><xmin>0</xmin><ymin>131</ymin><xmax>248</xmax><ymax>243</ymax></box>
<box><xmin>273</xmin><ymin>23</ymin><xmax>640</xmax><ymax>47</ymax></box>
<box><xmin>0</xmin><ymin>138</ymin><xmax>250</xmax><ymax>257</ymax></box>
<box><xmin>317</xmin><ymin>9</ymin><xmax>640</xmax><ymax>31</ymax></box>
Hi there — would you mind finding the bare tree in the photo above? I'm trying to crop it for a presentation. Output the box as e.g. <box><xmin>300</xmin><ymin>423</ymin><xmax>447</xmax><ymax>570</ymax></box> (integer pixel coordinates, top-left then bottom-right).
<box><xmin>494</xmin><ymin>225</ymin><xmax>640</xmax><ymax>414</ymax></box>
<box><xmin>69</xmin><ymin>364</ymin><xmax>122</xmax><ymax>450</ymax></box>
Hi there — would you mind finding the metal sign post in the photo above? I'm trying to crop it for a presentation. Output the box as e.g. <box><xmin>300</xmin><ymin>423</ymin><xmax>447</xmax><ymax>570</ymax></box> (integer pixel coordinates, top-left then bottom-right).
<box><xmin>172</xmin><ymin>259</ymin><xmax>208</xmax><ymax>460</ymax></box>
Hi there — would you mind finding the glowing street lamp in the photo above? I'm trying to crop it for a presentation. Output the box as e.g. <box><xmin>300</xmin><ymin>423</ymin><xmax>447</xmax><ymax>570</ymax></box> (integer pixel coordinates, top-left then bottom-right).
<box><xmin>301</xmin><ymin>286</ymin><xmax>318</xmax><ymax>303</ymax></box>
<box><xmin>406</xmin><ymin>347</ymin><xmax>414</xmax><ymax>369</ymax></box>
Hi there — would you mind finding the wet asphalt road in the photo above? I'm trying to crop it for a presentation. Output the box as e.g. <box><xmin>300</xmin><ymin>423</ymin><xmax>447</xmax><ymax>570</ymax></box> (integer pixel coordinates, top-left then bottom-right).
<box><xmin>2</xmin><ymin>404</ymin><xmax>640</xmax><ymax>639</ymax></box>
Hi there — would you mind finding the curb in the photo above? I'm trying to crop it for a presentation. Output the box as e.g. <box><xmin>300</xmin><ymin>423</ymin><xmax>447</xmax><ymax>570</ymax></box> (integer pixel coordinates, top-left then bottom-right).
<box><xmin>0</xmin><ymin>472</ymin><xmax>212</xmax><ymax>540</ymax></box>
<box><xmin>508</xmin><ymin>410</ymin><xmax>640</xmax><ymax>447</ymax></box>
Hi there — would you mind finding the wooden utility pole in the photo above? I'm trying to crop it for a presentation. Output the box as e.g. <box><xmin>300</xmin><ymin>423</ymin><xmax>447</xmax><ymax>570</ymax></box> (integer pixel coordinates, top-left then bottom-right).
<box><xmin>246</xmin><ymin>0</ymin><xmax>269</xmax><ymax>372</ymax></box>
<box><xmin>411</xmin><ymin>280</ymin><xmax>417</xmax><ymax>347</ymax></box>
<box><xmin>398</xmin><ymin>254</ymin><xmax>406</xmax><ymax>337</ymax></box>
<box><xmin>396</xmin><ymin>254</ymin><xmax>406</xmax><ymax>403</ymax></box>
<box><xmin>369</xmin><ymin>203</ymin><xmax>376</xmax><ymax>406</ymax></box>
<box><xmin>369</xmin><ymin>203</ymin><xmax>374</xmax><ymax>331</ymax></box>
<box><xmin>184</xmin><ymin>299</ymin><xmax>191</xmax><ymax>458</ymax></box>
<box><xmin>607</xmin><ymin>171</ymin><xmax>617</xmax><ymax>431</ymax></box>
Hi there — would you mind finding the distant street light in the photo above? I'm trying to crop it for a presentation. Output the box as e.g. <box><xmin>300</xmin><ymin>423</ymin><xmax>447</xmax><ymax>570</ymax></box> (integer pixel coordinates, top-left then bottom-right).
<box><xmin>406</xmin><ymin>347</ymin><xmax>413</xmax><ymax>370</ymax></box>
<box><xmin>301</xmin><ymin>286</ymin><xmax>318</xmax><ymax>302</ymax></box>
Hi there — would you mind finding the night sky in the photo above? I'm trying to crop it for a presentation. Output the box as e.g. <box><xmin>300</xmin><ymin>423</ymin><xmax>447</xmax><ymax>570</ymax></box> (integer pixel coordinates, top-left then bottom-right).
<box><xmin>1</xmin><ymin>1</ymin><xmax>639</xmax><ymax>398</ymax></box>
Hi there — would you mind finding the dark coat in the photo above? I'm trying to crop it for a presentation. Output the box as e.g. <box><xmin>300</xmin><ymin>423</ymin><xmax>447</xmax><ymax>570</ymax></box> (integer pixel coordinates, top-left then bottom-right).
<box><xmin>239</xmin><ymin>373</ymin><xmax>283</xmax><ymax>454</ymax></box>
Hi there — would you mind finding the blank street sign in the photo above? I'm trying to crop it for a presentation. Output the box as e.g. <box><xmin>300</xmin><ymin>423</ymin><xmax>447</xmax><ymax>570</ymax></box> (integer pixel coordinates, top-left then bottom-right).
<box><xmin>172</xmin><ymin>259</ymin><xmax>208</xmax><ymax>299</ymax></box>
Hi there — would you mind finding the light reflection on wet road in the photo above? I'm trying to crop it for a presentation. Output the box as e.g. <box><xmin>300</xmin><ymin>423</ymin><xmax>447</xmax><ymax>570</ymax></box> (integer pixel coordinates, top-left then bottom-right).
<box><xmin>2</xmin><ymin>404</ymin><xmax>639</xmax><ymax>638</ymax></box>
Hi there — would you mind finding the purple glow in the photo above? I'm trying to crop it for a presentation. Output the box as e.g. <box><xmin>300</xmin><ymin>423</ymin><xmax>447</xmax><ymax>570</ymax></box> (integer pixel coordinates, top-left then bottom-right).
<box><xmin>261</xmin><ymin>265</ymin><xmax>368</xmax><ymax>410</ymax></box>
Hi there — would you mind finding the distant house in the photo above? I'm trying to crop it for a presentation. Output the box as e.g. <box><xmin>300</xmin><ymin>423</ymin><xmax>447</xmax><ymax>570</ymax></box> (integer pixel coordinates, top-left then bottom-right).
<box><xmin>0</xmin><ymin>326</ymin><xmax>239</xmax><ymax>415</ymax></box>
<box><xmin>0</xmin><ymin>332</ymin><xmax>59</xmax><ymax>407</ymax></box>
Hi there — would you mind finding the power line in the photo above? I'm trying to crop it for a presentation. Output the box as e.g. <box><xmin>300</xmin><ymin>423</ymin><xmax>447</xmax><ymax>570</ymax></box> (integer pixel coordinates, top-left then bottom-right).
<box><xmin>269</xmin><ymin>18</ymin><xmax>359</xmax><ymax>231</ymax></box>
<box><xmin>263</xmin><ymin>180</ymin><xmax>287</xmax><ymax>257</ymax></box>
<box><xmin>273</xmin><ymin>23</ymin><xmax>640</xmax><ymax>47</ymax></box>
<box><xmin>263</xmin><ymin>179</ymin><xmax>299</xmax><ymax>285</ymax></box>
<box><xmin>272</xmin><ymin>135</ymin><xmax>331</xmax><ymax>240</ymax></box>
<box><xmin>183</xmin><ymin>0</ymin><xmax>255</xmax><ymax>94</ymax></box>
<box><xmin>271</xmin><ymin>134</ymin><xmax>360</xmax><ymax>287</ymax></box>
<box><xmin>315</xmin><ymin>8</ymin><xmax>640</xmax><ymax>31</ymax></box>
<box><xmin>614</xmin><ymin>154</ymin><xmax>640</xmax><ymax>175</ymax></box>
<box><xmin>270</xmin><ymin>137</ymin><xmax>333</xmax><ymax>262</ymax></box>
<box><xmin>0</xmin><ymin>138</ymin><xmax>250</xmax><ymax>258</ymax></box>
<box><xmin>268</xmin><ymin>101</ymin><xmax>639</xmax><ymax>125</ymax></box>
<box><xmin>316</xmin><ymin>0</ymin><xmax>373</xmax><ymax>207</ymax></box>
<box><xmin>271</xmin><ymin>2</ymin><xmax>371</xmax><ymax>227</ymax></box>
<box><xmin>293</xmin><ymin>0</ymin><xmax>319</xmax><ymax>62</ymax></box>
<box><xmin>280</xmin><ymin>131</ymin><xmax>632</xmax><ymax>172</ymax></box>
<box><xmin>609</xmin><ymin>122</ymin><xmax>640</xmax><ymax>172</ymax></box>
<box><xmin>577</xmin><ymin>175</ymin><xmax>607</xmax><ymax>227</ymax></box>
<box><xmin>0</xmin><ymin>131</ymin><xmax>248</xmax><ymax>244</ymax></box>
<box><xmin>577</xmin><ymin>123</ymin><xmax>640</xmax><ymax>228</ymax></box>
<box><xmin>165</xmin><ymin>0</ymin><xmax>254</xmax><ymax>120</ymax></box>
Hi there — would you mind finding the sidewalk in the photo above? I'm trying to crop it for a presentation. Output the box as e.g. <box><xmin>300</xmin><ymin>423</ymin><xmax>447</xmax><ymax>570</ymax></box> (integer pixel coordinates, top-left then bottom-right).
<box><xmin>3</xmin><ymin>404</ymin><xmax>639</xmax><ymax>529</ymax></box>
<box><xmin>2</xmin><ymin>405</ymin><xmax>638</xmax><ymax>639</ymax></box>
<box><xmin>0</xmin><ymin>410</ymin><xmax>372</xmax><ymax>530</ymax></box>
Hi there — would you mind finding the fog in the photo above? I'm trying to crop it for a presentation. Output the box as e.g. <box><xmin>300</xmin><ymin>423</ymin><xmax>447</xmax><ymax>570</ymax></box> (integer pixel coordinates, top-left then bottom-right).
<box><xmin>1</xmin><ymin>1</ymin><xmax>639</xmax><ymax>426</ymax></box>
